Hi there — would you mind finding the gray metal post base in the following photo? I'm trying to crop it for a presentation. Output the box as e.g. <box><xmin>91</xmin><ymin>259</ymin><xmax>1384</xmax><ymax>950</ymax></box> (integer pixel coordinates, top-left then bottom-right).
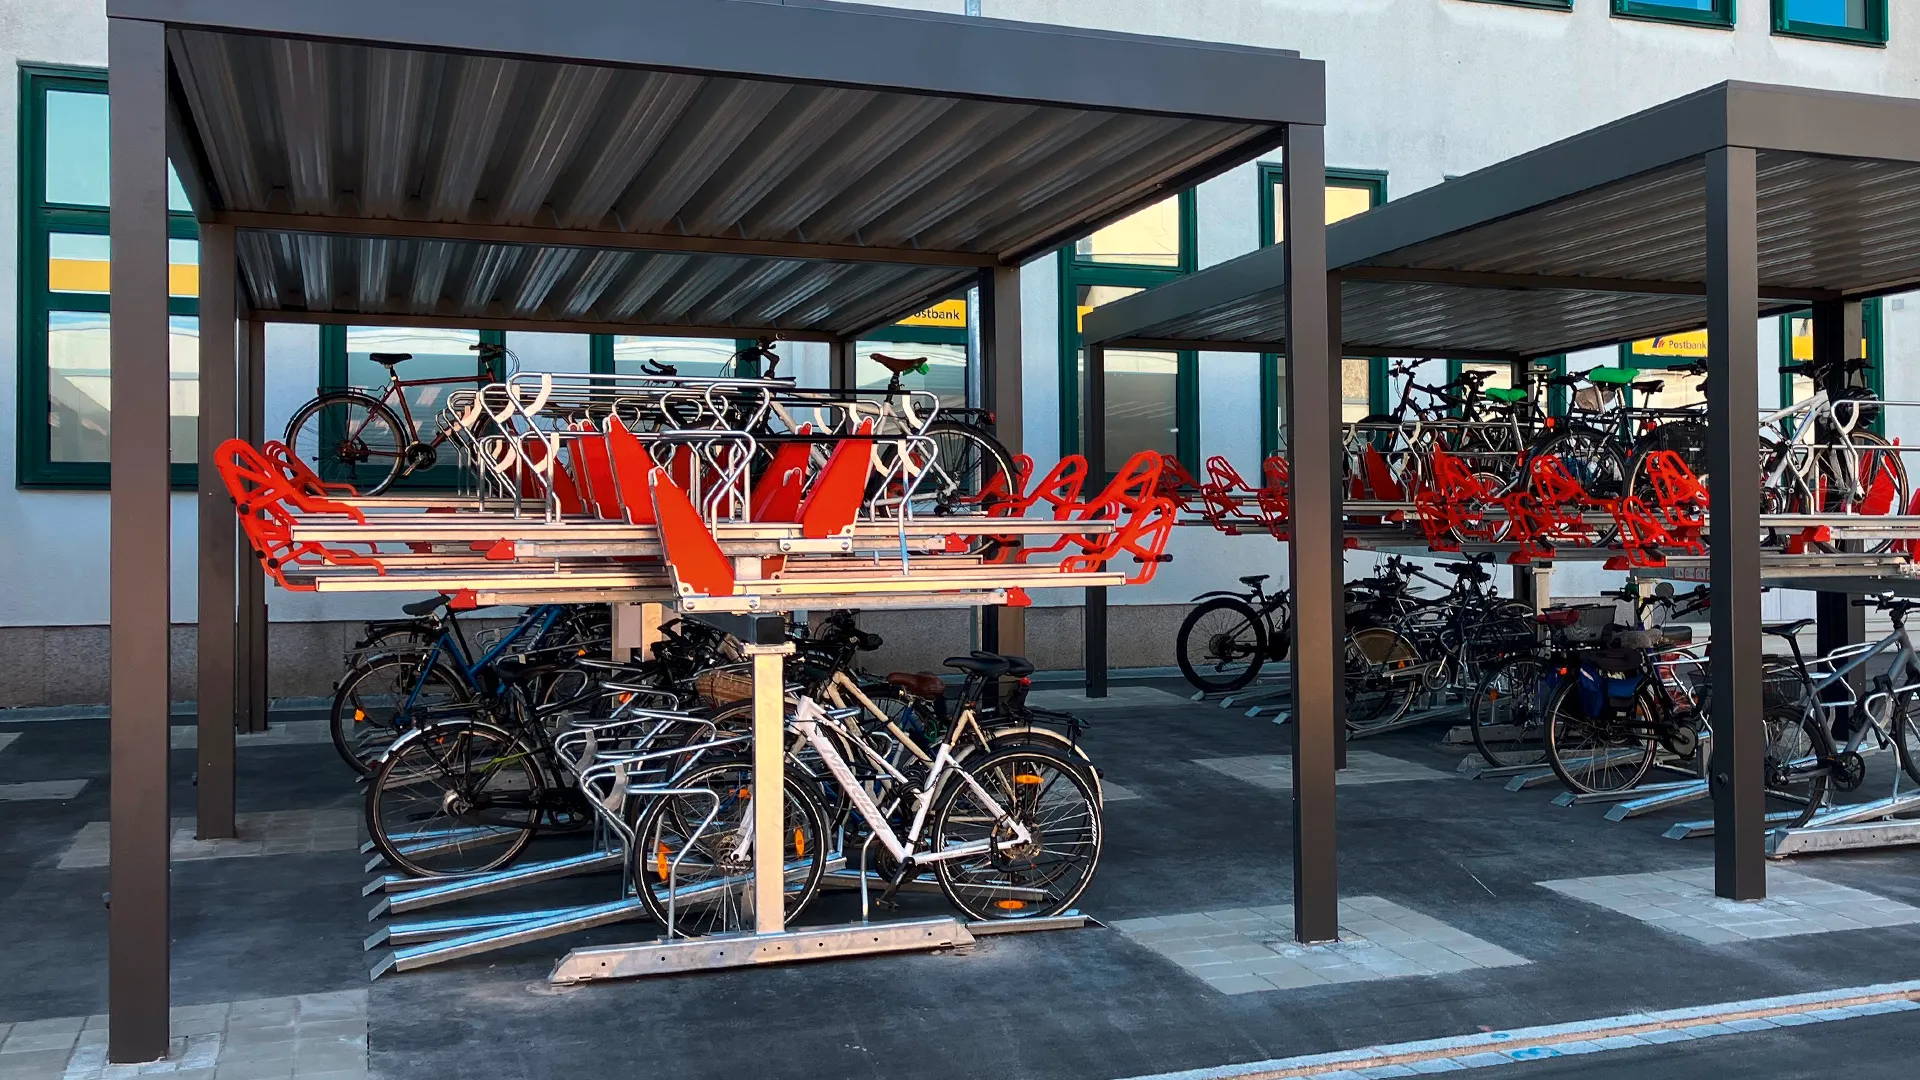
<box><xmin>548</xmin><ymin>916</ymin><xmax>974</xmax><ymax>984</ymax></box>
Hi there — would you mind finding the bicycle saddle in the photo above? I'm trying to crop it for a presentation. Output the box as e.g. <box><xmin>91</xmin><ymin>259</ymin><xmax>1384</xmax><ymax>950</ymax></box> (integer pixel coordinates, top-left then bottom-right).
<box><xmin>1762</xmin><ymin>619</ymin><xmax>1813</xmax><ymax>637</ymax></box>
<box><xmin>1587</xmin><ymin>368</ymin><xmax>1640</xmax><ymax>386</ymax></box>
<box><xmin>1631</xmin><ymin>380</ymin><xmax>1666</xmax><ymax>394</ymax></box>
<box><xmin>1239</xmin><ymin>574</ymin><xmax>1270</xmax><ymax>586</ymax></box>
<box><xmin>1486</xmin><ymin>387</ymin><xmax>1528</xmax><ymax>404</ymax></box>
<box><xmin>872</xmin><ymin>353</ymin><xmax>927</xmax><ymax>375</ymax></box>
<box><xmin>970</xmin><ymin>650</ymin><xmax>1034</xmax><ymax>678</ymax></box>
<box><xmin>886</xmin><ymin>671</ymin><xmax>945</xmax><ymax>698</ymax></box>
<box><xmin>641</xmin><ymin>358</ymin><xmax>679</xmax><ymax>377</ymax></box>
<box><xmin>401</xmin><ymin>594</ymin><xmax>450</xmax><ymax>616</ymax></box>
<box><xmin>368</xmin><ymin>352</ymin><xmax>412</xmax><ymax>368</ymax></box>
<box><xmin>944</xmin><ymin>655</ymin><xmax>1010</xmax><ymax>678</ymax></box>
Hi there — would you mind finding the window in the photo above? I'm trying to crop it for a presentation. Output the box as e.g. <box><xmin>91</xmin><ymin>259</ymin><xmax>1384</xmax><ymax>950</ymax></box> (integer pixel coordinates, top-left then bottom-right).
<box><xmin>1773</xmin><ymin>0</ymin><xmax>1887</xmax><ymax>44</ymax></box>
<box><xmin>1258</xmin><ymin>166</ymin><xmax>1389</xmax><ymax>457</ymax></box>
<box><xmin>1612</xmin><ymin>0</ymin><xmax>1736</xmax><ymax>27</ymax></box>
<box><xmin>1457</xmin><ymin>1</ymin><xmax>1574</xmax><ymax>12</ymax></box>
<box><xmin>1620</xmin><ymin>332</ymin><xmax>1709</xmax><ymax>411</ymax></box>
<box><xmin>17</xmin><ymin>66</ymin><xmax>200</xmax><ymax>488</ymax></box>
<box><xmin>859</xmin><ymin>297</ymin><xmax>970</xmax><ymax>410</ymax></box>
<box><xmin>606</xmin><ymin>336</ymin><xmax>744</xmax><ymax>378</ymax></box>
<box><xmin>1059</xmin><ymin>192</ymin><xmax>1197</xmax><ymax>469</ymax></box>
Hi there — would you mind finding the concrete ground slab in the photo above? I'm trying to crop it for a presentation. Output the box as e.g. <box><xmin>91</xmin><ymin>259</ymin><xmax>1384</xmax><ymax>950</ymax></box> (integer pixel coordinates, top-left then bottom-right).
<box><xmin>1027</xmin><ymin>686</ymin><xmax>1199</xmax><ymax>712</ymax></box>
<box><xmin>1194</xmin><ymin>751</ymin><xmax>1452</xmax><ymax>791</ymax></box>
<box><xmin>58</xmin><ymin>810</ymin><xmax>360</xmax><ymax>869</ymax></box>
<box><xmin>0</xmin><ymin>992</ymin><xmax>365</xmax><ymax>1080</ymax></box>
<box><xmin>1538</xmin><ymin>867</ymin><xmax>1920</xmax><ymax>943</ymax></box>
<box><xmin>169</xmin><ymin>722</ymin><xmax>332</xmax><ymax>751</ymax></box>
<box><xmin>0</xmin><ymin>780</ymin><xmax>88</xmax><ymax>802</ymax></box>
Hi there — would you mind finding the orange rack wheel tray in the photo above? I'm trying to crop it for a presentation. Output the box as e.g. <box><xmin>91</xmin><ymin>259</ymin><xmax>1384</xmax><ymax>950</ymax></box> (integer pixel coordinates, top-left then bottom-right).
<box><xmin>216</xmin><ymin>439</ymin><xmax>386</xmax><ymax>591</ymax></box>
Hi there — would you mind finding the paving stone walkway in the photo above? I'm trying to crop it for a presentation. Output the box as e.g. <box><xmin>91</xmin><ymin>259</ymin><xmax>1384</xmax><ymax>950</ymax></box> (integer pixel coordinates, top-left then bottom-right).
<box><xmin>1100</xmin><ymin>781</ymin><xmax>1144</xmax><ymax>802</ymax></box>
<box><xmin>0</xmin><ymin>781</ymin><xmax>88</xmax><ymax>803</ymax></box>
<box><xmin>1112</xmin><ymin>896</ymin><xmax>1529</xmax><ymax>995</ymax></box>
<box><xmin>1194</xmin><ymin>751</ymin><xmax>1452</xmax><ymax>791</ymax></box>
<box><xmin>1026</xmin><ymin>686</ymin><xmax>1199</xmax><ymax>712</ymax></box>
<box><xmin>168</xmin><ymin>722</ymin><xmax>331</xmax><ymax>750</ymax></box>
<box><xmin>0</xmin><ymin>733</ymin><xmax>18</xmax><ymax>755</ymax></box>
<box><xmin>57</xmin><ymin>811</ymin><xmax>360</xmax><ymax>870</ymax></box>
<box><xmin>1538</xmin><ymin>866</ymin><xmax>1920</xmax><ymax>944</ymax></box>
<box><xmin>0</xmin><ymin>990</ymin><xmax>366</xmax><ymax>1080</ymax></box>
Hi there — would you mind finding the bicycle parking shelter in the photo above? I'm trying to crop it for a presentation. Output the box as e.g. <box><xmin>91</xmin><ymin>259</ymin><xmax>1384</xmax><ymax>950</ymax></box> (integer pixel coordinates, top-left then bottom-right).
<box><xmin>104</xmin><ymin>0</ymin><xmax>1329</xmax><ymax>1063</ymax></box>
<box><xmin>1084</xmin><ymin>78</ymin><xmax>1920</xmax><ymax>911</ymax></box>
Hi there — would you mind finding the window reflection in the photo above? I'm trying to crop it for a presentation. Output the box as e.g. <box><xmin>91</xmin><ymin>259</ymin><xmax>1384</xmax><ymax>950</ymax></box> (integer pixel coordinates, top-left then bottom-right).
<box><xmin>345</xmin><ymin>327</ymin><xmax>481</xmax><ymax>443</ymax></box>
<box><xmin>1075</xmin><ymin>196</ymin><xmax>1181</xmax><ymax>268</ymax></box>
<box><xmin>856</xmin><ymin>342</ymin><xmax>967</xmax><ymax>409</ymax></box>
<box><xmin>47</xmin><ymin>312</ymin><xmax>198</xmax><ymax>463</ymax></box>
<box><xmin>612</xmin><ymin>337</ymin><xmax>740</xmax><ymax>378</ymax></box>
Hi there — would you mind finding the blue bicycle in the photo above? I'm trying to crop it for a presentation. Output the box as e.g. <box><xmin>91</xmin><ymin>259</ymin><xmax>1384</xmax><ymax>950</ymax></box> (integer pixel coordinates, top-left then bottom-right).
<box><xmin>328</xmin><ymin>597</ymin><xmax>597</xmax><ymax>776</ymax></box>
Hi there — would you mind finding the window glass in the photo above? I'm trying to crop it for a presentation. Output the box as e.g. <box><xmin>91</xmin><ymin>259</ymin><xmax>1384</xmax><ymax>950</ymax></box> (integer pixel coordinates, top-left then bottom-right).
<box><xmin>856</xmin><ymin>342</ymin><xmax>967</xmax><ymax>409</ymax></box>
<box><xmin>1781</xmin><ymin>0</ymin><xmax>1867</xmax><ymax>23</ymax></box>
<box><xmin>503</xmin><ymin>332</ymin><xmax>590</xmax><ymax>375</ymax></box>
<box><xmin>1270</xmin><ymin>181</ymin><xmax>1378</xmax><ymax>243</ymax></box>
<box><xmin>1105</xmin><ymin>349</ymin><xmax>1180</xmax><ymax>462</ymax></box>
<box><xmin>47</xmin><ymin>312</ymin><xmax>198</xmax><ymax>464</ymax></box>
<box><xmin>1631</xmin><ymin>0</ymin><xmax>1717</xmax><ymax>9</ymax></box>
<box><xmin>1074</xmin><ymin>196</ymin><xmax>1181</xmax><ymax>268</ymax></box>
<box><xmin>345</xmin><ymin>327</ymin><xmax>482</xmax><ymax>443</ymax></box>
<box><xmin>44</xmin><ymin>234</ymin><xmax>198</xmax><ymax>297</ymax></box>
<box><xmin>1274</xmin><ymin>358</ymin><xmax>1376</xmax><ymax>447</ymax></box>
<box><xmin>611</xmin><ymin>336</ymin><xmax>740</xmax><ymax>378</ymax></box>
<box><xmin>42</xmin><ymin>89</ymin><xmax>191</xmax><ymax>210</ymax></box>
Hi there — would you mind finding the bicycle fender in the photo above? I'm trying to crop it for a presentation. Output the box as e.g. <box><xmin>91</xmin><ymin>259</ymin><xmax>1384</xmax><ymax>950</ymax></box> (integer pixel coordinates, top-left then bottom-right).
<box><xmin>1190</xmin><ymin>590</ymin><xmax>1253</xmax><ymax>603</ymax></box>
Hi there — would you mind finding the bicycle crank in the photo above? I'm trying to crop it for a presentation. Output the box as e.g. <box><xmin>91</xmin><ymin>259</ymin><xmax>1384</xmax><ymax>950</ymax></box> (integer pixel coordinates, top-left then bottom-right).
<box><xmin>404</xmin><ymin>442</ymin><xmax>439</xmax><ymax>471</ymax></box>
<box><xmin>1832</xmin><ymin>750</ymin><xmax>1868</xmax><ymax>792</ymax></box>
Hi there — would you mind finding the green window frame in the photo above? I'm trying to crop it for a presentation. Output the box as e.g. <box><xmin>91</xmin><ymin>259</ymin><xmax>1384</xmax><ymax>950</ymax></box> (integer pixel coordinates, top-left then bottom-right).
<box><xmin>1772</xmin><ymin>0</ymin><xmax>1887</xmax><ymax>45</ymax></box>
<box><xmin>1258</xmin><ymin>165</ymin><xmax>1389</xmax><ymax>460</ymax></box>
<box><xmin>1058</xmin><ymin>189</ymin><xmax>1198</xmax><ymax>469</ymax></box>
<box><xmin>1612</xmin><ymin>0</ymin><xmax>1736</xmax><ymax>27</ymax></box>
<box><xmin>17</xmin><ymin>64</ymin><xmax>200</xmax><ymax>490</ymax></box>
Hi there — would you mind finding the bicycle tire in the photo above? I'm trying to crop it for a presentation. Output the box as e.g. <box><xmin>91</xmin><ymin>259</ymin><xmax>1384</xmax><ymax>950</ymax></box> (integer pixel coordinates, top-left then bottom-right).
<box><xmin>1624</xmin><ymin>419</ymin><xmax>1709</xmax><ymax>505</ymax></box>
<box><xmin>930</xmin><ymin>743</ymin><xmax>1102</xmax><ymax>921</ymax></box>
<box><xmin>1176</xmin><ymin>596</ymin><xmax>1269</xmax><ymax>693</ymax></box>
<box><xmin>1544</xmin><ymin>679</ymin><xmax>1656</xmax><ymax>795</ymax></box>
<box><xmin>628</xmin><ymin>759</ymin><xmax>829</xmax><ymax>938</ymax></box>
<box><xmin>1891</xmin><ymin>694</ymin><xmax>1920</xmax><ymax>786</ymax></box>
<box><xmin>919</xmin><ymin>418</ymin><xmax>1016</xmax><ymax>513</ymax></box>
<box><xmin>1823</xmin><ymin>431</ymin><xmax>1907</xmax><ymax>555</ymax></box>
<box><xmin>283</xmin><ymin>391</ymin><xmax>409</xmax><ymax>496</ymax></box>
<box><xmin>1470</xmin><ymin>655</ymin><xmax>1549</xmax><ymax>768</ymax></box>
<box><xmin>1532</xmin><ymin>426</ymin><xmax>1627</xmax><ymax>546</ymax></box>
<box><xmin>1346</xmin><ymin>626</ymin><xmax>1421</xmax><ymax>735</ymax></box>
<box><xmin>330</xmin><ymin>650</ymin><xmax>474</xmax><ymax>777</ymax></box>
<box><xmin>364</xmin><ymin>719</ymin><xmax>541</xmax><ymax>877</ymax></box>
<box><xmin>1763</xmin><ymin>704</ymin><xmax>1833</xmax><ymax>829</ymax></box>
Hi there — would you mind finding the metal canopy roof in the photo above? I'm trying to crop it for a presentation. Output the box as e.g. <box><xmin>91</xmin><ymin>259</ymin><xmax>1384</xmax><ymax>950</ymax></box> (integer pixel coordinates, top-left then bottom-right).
<box><xmin>123</xmin><ymin>0</ymin><xmax>1323</xmax><ymax>338</ymax></box>
<box><xmin>1083</xmin><ymin>81</ymin><xmax>1920</xmax><ymax>359</ymax></box>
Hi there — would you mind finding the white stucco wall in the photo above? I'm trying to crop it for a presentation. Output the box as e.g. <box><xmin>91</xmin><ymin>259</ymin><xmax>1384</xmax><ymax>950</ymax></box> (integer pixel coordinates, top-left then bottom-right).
<box><xmin>3</xmin><ymin>0</ymin><xmax>1918</xmax><ymax>629</ymax></box>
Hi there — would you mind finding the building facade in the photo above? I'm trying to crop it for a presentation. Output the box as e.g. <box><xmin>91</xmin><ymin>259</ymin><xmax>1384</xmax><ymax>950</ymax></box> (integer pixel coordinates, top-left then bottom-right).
<box><xmin>2</xmin><ymin>0</ymin><xmax>1915</xmax><ymax>703</ymax></box>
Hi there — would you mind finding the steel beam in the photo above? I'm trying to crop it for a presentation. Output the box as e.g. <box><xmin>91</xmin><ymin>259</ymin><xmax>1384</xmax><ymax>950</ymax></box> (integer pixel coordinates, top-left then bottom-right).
<box><xmin>982</xmin><ymin>265</ymin><xmax>1026</xmax><ymax>661</ymax></box>
<box><xmin>1337</xmin><ymin>264</ymin><xmax>1838</xmax><ymax>303</ymax></box>
<box><xmin>236</xmin><ymin>318</ymin><xmax>269</xmax><ymax>732</ymax></box>
<box><xmin>1084</xmin><ymin>342</ymin><xmax>1109</xmax><ymax>699</ymax></box>
<box><xmin>107</xmin><ymin>16</ymin><xmax>173</xmax><ymax>1063</ymax></box>
<box><xmin>257</xmin><ymin>307</ymin><xmax>840</xmax><ymax>344</ymax></box>
<box><xmin>1705</xmin><ymin>146</ymin><xmax>1765</xmax><ymax>902</ymax></box>
<box><xmin>195</xmin><ymin>222</ymin><xmax>238</xmax><ymax>839</ymax></box>
<box><xmin>1284</xmin><ymin>124</ymin><xmax>1339</xmax><ymax>944</ymax></box>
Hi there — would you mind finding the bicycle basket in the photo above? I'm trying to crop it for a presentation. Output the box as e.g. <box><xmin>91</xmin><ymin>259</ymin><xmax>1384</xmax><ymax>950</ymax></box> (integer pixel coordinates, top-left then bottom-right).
<box><xmin>1609</xmin><ymin>628</ymin><xmax>1663</xmax><ymax>651</ymax></box>
<box><xmin>693</xmin><ymin>665</ymin><xmax>755</xmax><ymax>705</ymax></box>
<box><xmin>1556</xmin><ymin>604</ymin><xmax>1616</xmax><ymax>644</ymax></box>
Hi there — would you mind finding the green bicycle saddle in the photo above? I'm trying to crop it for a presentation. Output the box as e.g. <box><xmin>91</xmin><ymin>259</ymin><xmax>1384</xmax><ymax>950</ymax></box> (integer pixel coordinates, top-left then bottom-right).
<box><xmin>1587</xmin><ymin>367</ymin><xmax>1641</xmax><ymax>386</ymax></box>
<box><xmin>1485</xmin><ymin>387</ymin><xmax>1528</xmax><ymax>404</ymax></box>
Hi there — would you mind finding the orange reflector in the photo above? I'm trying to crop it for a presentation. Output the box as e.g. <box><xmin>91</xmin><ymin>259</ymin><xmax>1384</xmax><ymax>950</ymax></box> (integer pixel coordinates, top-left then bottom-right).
<box><xmin>353</xmin><ymin>709</ymin><xmax>366</xmax><ymax>724</ymax></box>
<box><xmin>793</xmin><ymin>829</ymin><xmax>806</xmax><ymax>857</ymax></box>
<box><xmin>577</xmin><ymin>649</ymin><xmax>588</xmax><ymax>656</ymax></box>
<box><xmin>654</xmin><ymin>842</ymin><xmax>670</xmax><ymax>880</ymax></box>
<box><xmin>994</xmin><ymin>899</ymin><xmax>1027</xmax><ymax>910</ymax></box>
<box><xmin>1014</xmin><ymin>774</ymin><xmax>1044</xmax><ymax>785</ymax></box>
<box><xmin>737</xmin><ymin>787</ymin><xmax>751</xmax><ymax>799</ymax></box>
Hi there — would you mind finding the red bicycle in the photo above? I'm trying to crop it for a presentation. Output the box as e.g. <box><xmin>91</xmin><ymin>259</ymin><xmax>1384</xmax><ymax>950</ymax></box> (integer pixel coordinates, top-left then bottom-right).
<box><xmin>283</xmin><ymin>342</ymin><xmax>509</xmax><ymax>495</ymax></box>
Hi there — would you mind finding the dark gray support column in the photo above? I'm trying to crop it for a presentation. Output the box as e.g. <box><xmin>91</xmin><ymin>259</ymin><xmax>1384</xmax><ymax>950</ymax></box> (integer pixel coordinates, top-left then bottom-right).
<box><xmin>196</xmin><ymin>223</ymin><xmax>238</xmax><ymax>839</ymax></box>
<box><xmin>829</xmin><ymin>339</ymin><xmax>855</xmax><ymax>391</ymax></box>
<box><xmin>982</xmin><ymin>265</ymin><xmax>1027</xmax><ymax>661</ymax></box>
<box><xmin>1084</xmin><ymin>342</ymin><xmax>1108</xmax><ymax>697</ymax></box>
<box><xmin>1810</xmin><ymin>299</ymin><xmax>1863</xmax><ymax>732</ymax></box>
<box><xmin>107</xmin><ymin>16</ymin><xmax>173</xmax><ymax>1063</ymax></box>
<box><xmin>1283</xmin><ymin>123</ymin><xmax>1339</xmax><ymax>943</ymax></box>
<box><xmin>1705</xmin><ymin>146</ymin><xmax>1765</xmax><ymax>902</ymax></box>
<box><xmin>236</xmin><ymin>318</ymin><xmax>269</xmax><ymax>732</ymax></box>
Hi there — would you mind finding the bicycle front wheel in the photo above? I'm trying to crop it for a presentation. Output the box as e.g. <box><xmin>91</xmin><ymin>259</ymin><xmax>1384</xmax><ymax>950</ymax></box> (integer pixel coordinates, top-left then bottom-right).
<box><xmin>918</xmin><ymin>418</ymin><xmax>1015</xmax><ymax>513</ymax></box>
<box><xmin>330</xmin><ymin>651</ymin><xmax>474</xmax><ymax>776</ymax></box>
<box><xmin>1345</xmin><ymin>627</ymin><xmax>1421</xmax><ymax>735</ymax></box>
<box><xmin>931</xmin><ymin>744</ymin><xmax>1102</xmax><ymax>921</ymax></box>
<box><xmin>1763</xmin><ymin>704</ymin><xmax>1832</xmax><ymax>828</ymax></box>
<box><xmin>1470</xmin><ymin>655</ymin><xmax>1549</xmax><ymax>767</ymax></box>
<box><xmin>1176</xmin><ymin>597</ymin><xmax>1270</xmax><ymax>693</ymax></box>
<box><xmin>365</xmin><ymin>721</ymin><xmax>541</xmax><ymax>877</ymax></box>
<box><xmin>285</xmin><ymin>391</ymin><xmax>407</xmax><ymax>495</ymax></box>
<box><xmin>1891</xmin><ymin>694</ymin><xmax>1920</xmax><ymax>786</ymax></box>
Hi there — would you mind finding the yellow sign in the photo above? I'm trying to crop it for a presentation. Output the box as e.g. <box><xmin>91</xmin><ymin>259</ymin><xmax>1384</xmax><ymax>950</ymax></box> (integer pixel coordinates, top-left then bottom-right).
<box><xmin>1631</xmin><ymin>330</ymin><xmax>1709</xmax><ymax>358</ymax></box>
<box><xmin>49</xmin><ymin>257</ymin><xmax>200</xmax><ymax>298</ymax></box>
<box><xmin>1787</xmin><ymin>324</ymin><xmax>1868</xmax><ymax>362</ymax></box>
<box><xmin>897</xmin><ymin>299</ymin><xmax>967</xmax><ymax>329</ymax></box>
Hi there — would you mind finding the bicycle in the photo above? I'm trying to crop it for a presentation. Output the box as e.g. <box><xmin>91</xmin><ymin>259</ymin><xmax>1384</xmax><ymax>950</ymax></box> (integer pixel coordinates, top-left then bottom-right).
<box><xmin>284</xmin><ymin>341</ymin><xmax>515</xmax><ymax>495</ymax></box>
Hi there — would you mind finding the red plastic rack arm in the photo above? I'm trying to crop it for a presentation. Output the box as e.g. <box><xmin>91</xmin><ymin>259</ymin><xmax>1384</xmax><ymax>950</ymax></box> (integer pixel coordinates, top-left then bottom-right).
<box><xmin>215</xmin><ymin>439</ymin><xmax>384</xmax><ymax>590</ymax></box>
<box><xmin>796</xmin><ymin>419</ymin><xmax>875</xmax><ymax>539</ymax></box>
<box><xmin>602</xmin><ymin>415</ymin><xmax>660</xmax><ymax>525</ymax></box>
<box><xmin>649</xmin><ymin>466</ymin><xmax>736</xmax><ymax>599</ymax></box>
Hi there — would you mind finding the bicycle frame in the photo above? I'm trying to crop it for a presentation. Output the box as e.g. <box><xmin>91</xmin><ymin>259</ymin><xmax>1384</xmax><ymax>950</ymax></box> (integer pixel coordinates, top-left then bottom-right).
<box><xmin>1802</xmin><ymin>623</ymin><xmax>1920</xmax><ymax>760</ymax></box>
<box><xmin>788</xmin><ymin>696</ymin><xmax>1031</xmax><ymax>867</ymax></box>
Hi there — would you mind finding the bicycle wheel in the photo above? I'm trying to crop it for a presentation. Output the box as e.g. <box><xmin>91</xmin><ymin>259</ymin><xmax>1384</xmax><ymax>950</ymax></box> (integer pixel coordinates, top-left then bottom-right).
<box><xmin>629</xmin><ymin>760</ymin><xmax>828</xmax><ymax>938</ymax></box>
<box><xmin>284</xmin><ymin>391</ymin><xmax>408</xmax><ymax>495</ymax></box>
<box><xmin>1763</xmin><ymin>704</ymin><xmax>1832</xmax><ymax>828</ymax></box>
<box><xmin>1470</xmin><ymin>655</ymin><xmax>1549</xmax><ymax>767</ymax></box>
<box><xmin>1176</xmin><ymin>597</ymin><xmax>1269</xmax><ymax>693</ymax></box>
<box><xmin>930</xmin><ymin>744</ymin><xmax>1102</xmax><ymax>921</ymax></box>
<box><xmin>1345</xmin><ymin>627</ymin><xmax>1421</xmax><ymax>735</ymax></box>
<box><xmin>330</xmin><ymin>651</ymin><xmax>474</xmax><ymax>776</ymax></box>
<box><xmin>916</xmin><ymin>418</ymin><xmax>1015</xmax><ymax>513</ymax></box>
<box><xmin>1544</xmin><ymin>679</ymin><xmax>1656</xmax><ymax>795</ymax></box>
<box><xmin>1824</xmin><ymin>432</ymin><xmax>1907</xmax><ymax>555</ymax></box>
<box><xmin>1534</xmin><ymin>426</ymin><xmax>1627</xmax><ymax>545</ymax></box>
<box><xmin>1624</xmin><ymin>419</ymin><xmax>1709</xmax><ymax>504</ymax></box>
<box><xmin>1891</xmin><ymin>694</ymin><xmax>1920</xmax><ymax>786</ymax></box>
<box><xmin>365</xmin><ymin>720</ymin><xmax>541</xmax><ymax>877</ymax></box>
